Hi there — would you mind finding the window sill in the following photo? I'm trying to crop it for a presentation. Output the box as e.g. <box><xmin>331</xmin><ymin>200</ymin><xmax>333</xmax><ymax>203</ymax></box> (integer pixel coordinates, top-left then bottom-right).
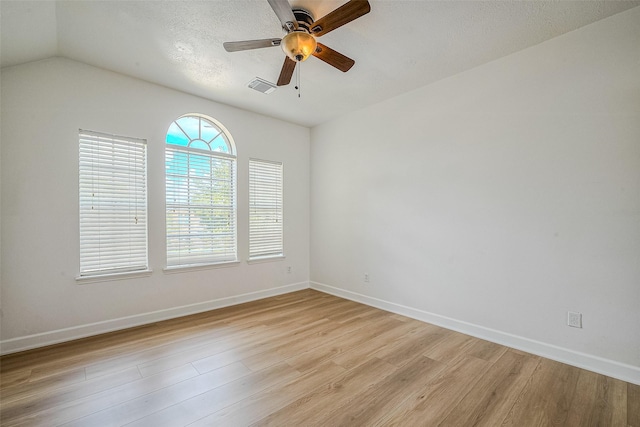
<box><xmin>163</xmin><ymin>260</ymin><xmax>241</xmax><ymax>274</ymax></box>
<box><xmin>247</xmin><ymin>255</ymin><xmax>286</xmax><ymax>264</ymax></box>
<box><xmin>76</xmin><ymin>269</ymin><xmax>153</xmax><ymax>284</ymax></box>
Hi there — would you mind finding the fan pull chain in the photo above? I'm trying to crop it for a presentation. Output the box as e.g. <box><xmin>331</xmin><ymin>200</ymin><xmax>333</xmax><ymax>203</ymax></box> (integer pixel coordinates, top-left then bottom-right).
<box><xmin>295</xmin><ymin>63</ymin><xmax>301</xmax><ymax>98</ymax></box>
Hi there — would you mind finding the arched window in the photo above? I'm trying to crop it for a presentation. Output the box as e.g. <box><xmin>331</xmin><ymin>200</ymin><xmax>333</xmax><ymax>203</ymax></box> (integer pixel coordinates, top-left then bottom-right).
<box><xmin>165</xmin><ymin>114</ymin><xmax>237</xmax><ymax>267</ymax></box>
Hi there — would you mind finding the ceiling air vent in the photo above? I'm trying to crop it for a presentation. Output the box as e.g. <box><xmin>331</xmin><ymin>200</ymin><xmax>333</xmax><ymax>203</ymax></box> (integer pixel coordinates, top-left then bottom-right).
<box><xmin>248</xmin><ymin>77</ymin><xmax>277</xmax><ymax>94</ymax></box>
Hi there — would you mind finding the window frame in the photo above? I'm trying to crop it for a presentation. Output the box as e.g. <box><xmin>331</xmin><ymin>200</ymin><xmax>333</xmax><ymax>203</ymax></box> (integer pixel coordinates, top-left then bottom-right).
<box><xmin>164</xmin><ymin>113</ymin><xmax>238</xmax><ymax>269</ymax></box>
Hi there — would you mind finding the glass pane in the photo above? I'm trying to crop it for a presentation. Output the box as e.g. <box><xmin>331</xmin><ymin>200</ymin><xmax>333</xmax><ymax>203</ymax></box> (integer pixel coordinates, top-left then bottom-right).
<box><xmin>166</xmin><ymin>122</ymin><xmax>190</xmax><ymax>147</ymax></box>
<box><xmin>210</xmin><ymin>135</ymin><xmax>229</xmax><ymax>153</ymax></box>
<box><xmin>165</xmin><ymin>151</ymin><xmax>188</xmax><ymax>175</ymax></box>
<box><xmin>189</xmin><ymin>139</ymin><xmax>209</xmax><ymax>150</ymax></box>
<box><xmin>201</xmin><ymin>120</ymin><xmax>221</xmax><ymax>143</ymax></box>
<box><xmin>175</xmin><ymin>116</ymin><xmax>201</xmax><ymax>141</ymax></box>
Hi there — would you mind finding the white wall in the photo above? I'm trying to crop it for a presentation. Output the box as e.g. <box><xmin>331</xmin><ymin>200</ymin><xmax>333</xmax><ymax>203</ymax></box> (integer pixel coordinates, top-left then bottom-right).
<box><xmin>311</xmin><ymin>7</ymin><xmax>640</xmax><ymax>381</ymax></box>
<box><xmin>0</xmin><ymin>58</ymin><xmax>310</xmax><ymax>352</ymax></box>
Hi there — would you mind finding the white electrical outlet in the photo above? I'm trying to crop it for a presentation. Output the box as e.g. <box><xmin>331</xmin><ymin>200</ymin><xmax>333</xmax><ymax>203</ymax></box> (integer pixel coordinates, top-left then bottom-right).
<box><xmin>567</xmin><ymin>311</ymin><xmax>582</xmax><ymax>328</ymax></box>
<box><xmin>287</xmin><ymin>266</ymin><xmax>292</xmax><ymax>274</ymax></box>
<box><xmin>364</xmin><ymin>273</ymin><xmax>370</xmax><ymax>283</ymax></box>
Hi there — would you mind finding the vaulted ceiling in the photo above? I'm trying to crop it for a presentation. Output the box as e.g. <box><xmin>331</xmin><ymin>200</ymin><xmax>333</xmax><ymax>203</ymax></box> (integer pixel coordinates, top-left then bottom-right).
<box><xmin>2</xmin><ymin>1</ymin><xmax>638</xmax><ymax>127</ymax></box>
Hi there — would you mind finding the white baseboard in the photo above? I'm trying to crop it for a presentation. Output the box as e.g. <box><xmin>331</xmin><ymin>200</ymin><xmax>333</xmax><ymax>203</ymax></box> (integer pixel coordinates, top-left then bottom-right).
<box><xmin>310</xmin><ymin>281</ymin><xmax>640</xmax><ymax>386</ymax></box>
<box><xmin>0</xmin><ymin>282</ymin><xmax>309</xmax><ymax>355</ymax></box>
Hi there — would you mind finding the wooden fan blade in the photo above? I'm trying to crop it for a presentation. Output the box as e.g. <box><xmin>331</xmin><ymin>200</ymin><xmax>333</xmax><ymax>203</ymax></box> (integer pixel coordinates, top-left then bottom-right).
<box><xmin>267</xmin><ymin>0</ymin><xmax>298</xmax><ymax>31</ymax></box>
<box><xmin>223</xmin><ymin>38</ymin><xmax>282</xmax><ymax>52</ymax></box>
<box><xmin>277</xmin><ymin>57</ymin><xmax>297</xmax><ymax>86</ymax></box>
<box><xmin>312</xmin><ymin>43</ymin><xmax>355</xmax><ymax>72</ymax></box>
<box><xmin>311</xmin><ymin>0</ymin><xmax>370</xmax><ymax>37</ymax></box>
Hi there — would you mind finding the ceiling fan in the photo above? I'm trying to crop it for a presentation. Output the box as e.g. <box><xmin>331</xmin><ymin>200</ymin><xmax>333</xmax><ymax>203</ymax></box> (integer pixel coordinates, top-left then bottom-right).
<box><xmin>223</xmin><ymin>0</ymin><xmax>371</xmax><ymax>86</ymax></box>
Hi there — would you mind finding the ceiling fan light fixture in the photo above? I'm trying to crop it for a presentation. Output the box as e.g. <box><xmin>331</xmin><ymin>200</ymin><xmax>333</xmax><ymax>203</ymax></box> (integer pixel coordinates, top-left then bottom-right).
<box><xmin>281</xmin><ymin>31</ymin><xmax>317</xmax><ymax>62</ymax></box>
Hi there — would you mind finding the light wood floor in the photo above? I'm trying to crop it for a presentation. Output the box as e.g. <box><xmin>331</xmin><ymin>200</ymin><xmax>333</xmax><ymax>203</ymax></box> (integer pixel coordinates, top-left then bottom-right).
<box><xmin>1</xmin><ymin>289</ymin><xmax>638</xmax><ymax>426</ymax></box>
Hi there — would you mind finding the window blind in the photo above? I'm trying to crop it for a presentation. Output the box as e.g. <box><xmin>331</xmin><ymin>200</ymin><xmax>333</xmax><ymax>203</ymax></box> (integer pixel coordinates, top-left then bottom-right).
<box><xmin>249</xmin><ymin>159</ymin><xmax>283</xmax><ymax>260</ymax></box>
<box><xmin>166</xmin><ymin>146</ymin><xmax>237</xmax><ymax>266</ymax></box>
<box><xmin>79</xmin><ymin>130</ymin><xmax>148</xmax><ymax>276</ymax></box>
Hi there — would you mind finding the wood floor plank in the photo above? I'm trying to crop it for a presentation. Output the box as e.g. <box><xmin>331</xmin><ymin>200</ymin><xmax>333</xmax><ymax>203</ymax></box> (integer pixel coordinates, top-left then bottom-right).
<box><xmin>331</xmin><ymin>318</ymin><xmax>427</xmax><ymax>370</ymax></box>
<box><xmin>373</xmin><ymin>355</ymin><xmax>491</xmax><ymax>426</ymax></box>
<box><xmin>438</xmin><ymin>350</ymin><xmax>540</xmax><ymax>426</ymax></box>
<box><xmin>421</xmin><ymin>328</ymin><xmax>476</xmax><ymax>363</ymax></box>
<box><xmin>0</xmin><ymin>368</ymin><xmax>31</xmax><ymax>388</ymax></box>
<box><xmin>459</xmin><ymin>337</ymin><xmax>509</xmax><ymax>364</ymax></box>
<box><xmin>0</xmin><ymin>289</ymin><xmax>632</xmax><ymax>426</ymax></box>
<box><xmin>283</xmin><ymin>315</ymin><xmax>405</xmax><ymax>372</ymax></box>
<box><xmin>317</xmin><ymin>355</ymin><xmax>447</xmax><ymax>426</ymax></box>
<box><xmin>59</xmin><ymin>361</ymin><xmax>253</xmax><ymax>427</ymax></box>
<box><xmin>1</xmin><ymin>364</ymin><xmax>196</xmax><ymax>427</ymax></box>
<box><xmin>251</xmin><ymin>356</ymin><xmax>399</xmax><ymax>426</ymax></box>
<box><xmin>188</xmin><ymin>361</ymin><xmax>347</xmax><ymax>426</ymax></box>
<box><xmin>373</xmin><ymin>323</ymin><xmax>447</xmax><ymax>367</ymax></box>
<box><xmin>191</xmin><ymin>318</ymin><xmax>333</xmax><ymax>374</ymax></box>
<box><xmin>0</xmin><ymin>366</ymin><xmax>140</xmax><ymax>424</ymax></box>
<box><xmin>305</xmin><ymin>298</ymin><xmax>360</xmax><ymax>318</ymax></box>
<box><xmin>0</xmin><ymin>366</ymin><xmax>86</xmax><ymax>404</ymax></box>
<box><xmin>501</xmin><ymin>358</ymin><xmax>582</xmax><ymax>426</ymax></box>
<box><xmin>629</xmin><ymin>382</ymin><xmax>640</xmax><ymax>427</ymax></box>
<box><xmin>325</xmin><ymin>301</ymin><xmax>377</xmax><ymax>323</ymax></box>
<box><xmin>83</xmin><ymin>321</ymin><xmax>265</xmax><ymax>379</ymax></box>
<box><xmin>564</xmin><ymin>369</ymin><xmax>627</xmax><ymax>426</ymax></box>
<box><xmin>124</xmin><ymin>361</ymin><xmax>301</xmax><ymax>427</ymax></box>
<box><xmin>240</xmin><ymin>314</ymin><xmax>389</xmax><ymax>372</ymax></box>
<box><xmin>238</xmin><ymin>320</ymin><xmax>346</xmax><ymax>372</ymax></box>
<box><xmin>136</xmin><ymin>324</ymin><xmax>271</xmax><ymax>377</ymax></box>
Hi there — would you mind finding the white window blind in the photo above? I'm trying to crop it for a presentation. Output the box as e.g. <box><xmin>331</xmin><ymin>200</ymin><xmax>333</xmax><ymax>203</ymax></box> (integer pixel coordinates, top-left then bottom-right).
<box><xmin>249</xmin><ymin>159</ymin><xmax>283</xmax><ymax>260</ymax></box>
<box><xmin>79</xmin><ymin>130</ymin><xmax>148</xmax><ymax>277</ymax></box>
<box><xmin>166</xmin><ymin>145</ymin><xmax>237</xmax><ymax>267</ymax></box>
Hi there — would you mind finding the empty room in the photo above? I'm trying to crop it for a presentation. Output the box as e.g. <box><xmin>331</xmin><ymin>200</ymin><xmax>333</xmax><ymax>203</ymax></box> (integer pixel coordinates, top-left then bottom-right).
<box><xmin>1</xmin><ymin>0</ymin><xmax>639</xmax><ymax>425</ymax></box>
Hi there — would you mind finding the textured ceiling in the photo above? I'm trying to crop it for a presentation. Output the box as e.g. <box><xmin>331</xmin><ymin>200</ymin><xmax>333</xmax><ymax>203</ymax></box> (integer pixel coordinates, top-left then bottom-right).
<box><xmin>2</xmin><ymin>0</ymin><xmax>639</xmax><ymax>127</ymax></box>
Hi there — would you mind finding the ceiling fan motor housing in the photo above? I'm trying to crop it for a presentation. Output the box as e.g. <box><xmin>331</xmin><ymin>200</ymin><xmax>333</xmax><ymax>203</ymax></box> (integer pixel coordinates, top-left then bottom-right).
<box><xmin>292</xmin><ymin>8</ymin><xmax>314</xmax><ymax>32</ymax></box>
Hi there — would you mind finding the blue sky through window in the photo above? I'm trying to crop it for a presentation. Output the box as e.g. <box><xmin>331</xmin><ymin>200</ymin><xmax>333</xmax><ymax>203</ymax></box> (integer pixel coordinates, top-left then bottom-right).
<box><xmin>166</xmin><ymin>116</ymin><xmax>230</xmax><ymax>153</ymax></box>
